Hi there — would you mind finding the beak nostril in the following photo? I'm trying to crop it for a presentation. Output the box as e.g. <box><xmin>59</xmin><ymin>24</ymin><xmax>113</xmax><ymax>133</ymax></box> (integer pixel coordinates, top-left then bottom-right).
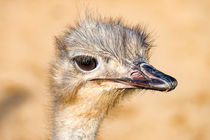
<box><xmin>130</xmin><ymin>71</ymin><xmax>145</xmax><ymax>80</ymax></box>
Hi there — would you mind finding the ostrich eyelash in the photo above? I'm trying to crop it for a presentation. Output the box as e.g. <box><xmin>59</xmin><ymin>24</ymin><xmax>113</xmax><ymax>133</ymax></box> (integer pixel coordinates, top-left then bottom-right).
<box><xmin>72</xmin><ymin>55</ymin><xmax>95</xmax><ymax>63</ymax></box>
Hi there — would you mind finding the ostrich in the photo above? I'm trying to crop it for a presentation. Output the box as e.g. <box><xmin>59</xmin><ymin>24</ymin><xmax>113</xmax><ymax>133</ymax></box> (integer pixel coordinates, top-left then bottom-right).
<box><xmin>49</xmin><ymin>16</ymin><xmax>177</xmax><ymax>140</ymax></box>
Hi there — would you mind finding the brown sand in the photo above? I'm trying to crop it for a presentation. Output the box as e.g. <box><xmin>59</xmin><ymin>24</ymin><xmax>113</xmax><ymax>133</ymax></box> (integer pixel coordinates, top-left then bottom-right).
<box><xmin>0</xmin><ymin>0</ymin><xmax>210</xmax><ymax>140</ymax></box>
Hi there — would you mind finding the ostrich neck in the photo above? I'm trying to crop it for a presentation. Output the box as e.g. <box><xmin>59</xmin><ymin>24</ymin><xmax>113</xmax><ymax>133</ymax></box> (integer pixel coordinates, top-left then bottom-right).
<box><xmin>52</xmin><ymin>83</ymin><xmax>124</xmax><ymax>140</ymax></box>
<box><xmin>52</xmin><ymin>101</ymin><xmax>105</xmax><ymax>140</ymax></box>
<box><xmin>52</xmin><ymin>87</ymin><xmax>111</xmax><ymax>140</ymax></box>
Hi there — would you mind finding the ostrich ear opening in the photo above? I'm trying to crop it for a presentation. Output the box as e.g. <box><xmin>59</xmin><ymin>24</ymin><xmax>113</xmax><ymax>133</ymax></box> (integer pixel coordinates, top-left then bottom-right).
<box><xmin>55</xmin><ymin>37</ymin><xmax>68</xmax><ymax>58</ymax></box>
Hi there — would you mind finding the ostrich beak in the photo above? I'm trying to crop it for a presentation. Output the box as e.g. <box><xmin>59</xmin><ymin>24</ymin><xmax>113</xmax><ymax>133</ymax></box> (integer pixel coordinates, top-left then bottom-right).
<box><xmin>124</xmin><ymin>62</ymin><xmax>178</xmax><ymax>92</ymax></box>
<box><xmin>91</xmin><ymin>62</ymin><xmax>177</xmax><ymax>92</ymax></box>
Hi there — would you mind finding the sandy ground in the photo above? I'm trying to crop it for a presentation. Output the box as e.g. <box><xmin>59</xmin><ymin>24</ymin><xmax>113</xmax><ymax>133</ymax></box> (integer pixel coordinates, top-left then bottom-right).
<box><xmin>0</xmin><ymin>0</ymin><xmax>210</xmax><ymax>140</ymax></box>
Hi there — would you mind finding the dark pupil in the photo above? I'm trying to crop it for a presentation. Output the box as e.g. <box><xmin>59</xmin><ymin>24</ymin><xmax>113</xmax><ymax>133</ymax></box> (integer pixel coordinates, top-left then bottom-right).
<box><xmin>75</xmin><ymin>56</ymin><xmax>97</xmax><ymax>71</ymax></box>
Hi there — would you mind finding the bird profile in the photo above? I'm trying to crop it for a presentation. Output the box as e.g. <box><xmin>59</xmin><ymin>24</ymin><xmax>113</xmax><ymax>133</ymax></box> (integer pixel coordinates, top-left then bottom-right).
<box><xmin>49</xmin><ymin>15</ymin><xmax>177</xmax><ymax>140</ymax></box>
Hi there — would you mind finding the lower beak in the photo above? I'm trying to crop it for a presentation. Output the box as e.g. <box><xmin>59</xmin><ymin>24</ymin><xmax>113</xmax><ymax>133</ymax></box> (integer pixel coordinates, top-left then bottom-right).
<box><xmin>90</xmin><ymin>62</ymin><xmax>177</xmax><ymax>92</ymax></box>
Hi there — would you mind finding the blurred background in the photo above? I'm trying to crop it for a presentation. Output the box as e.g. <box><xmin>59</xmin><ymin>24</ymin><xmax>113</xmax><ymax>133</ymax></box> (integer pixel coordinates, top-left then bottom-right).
<box><xmin>0</xmin><ymin>0</ymin><xmax>210</xmax><ymax>140</ymax></box>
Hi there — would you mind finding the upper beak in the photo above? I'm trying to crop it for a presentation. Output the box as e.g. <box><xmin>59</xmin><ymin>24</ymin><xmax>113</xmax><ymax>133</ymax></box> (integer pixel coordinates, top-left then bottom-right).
<box><xmin>90</xmin><ymin>62</ymin><xmax>177</xmax><ymax>92</ymax></box>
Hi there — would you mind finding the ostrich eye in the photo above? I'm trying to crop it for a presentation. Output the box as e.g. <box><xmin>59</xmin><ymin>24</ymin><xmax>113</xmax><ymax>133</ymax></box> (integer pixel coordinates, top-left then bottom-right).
<box><xmin>74</xmin><ymin>56</ymin><xmax>98</xmax><ymax>71</ymax></box>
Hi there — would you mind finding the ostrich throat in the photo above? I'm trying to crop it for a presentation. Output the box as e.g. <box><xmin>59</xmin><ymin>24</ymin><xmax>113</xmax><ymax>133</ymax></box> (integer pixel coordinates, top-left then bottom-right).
<box><xmin>53</xmin><ymin>82</ymin><xmax>125</xmax><ymax>140</ymax></box>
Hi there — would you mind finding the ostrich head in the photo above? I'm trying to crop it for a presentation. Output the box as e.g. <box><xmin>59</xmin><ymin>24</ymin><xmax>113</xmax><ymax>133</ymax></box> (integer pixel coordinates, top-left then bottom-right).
<box><xmin>49</xmin><ymin>17</ymin><xmax>177</xmax><ymax>140</ymax></box>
